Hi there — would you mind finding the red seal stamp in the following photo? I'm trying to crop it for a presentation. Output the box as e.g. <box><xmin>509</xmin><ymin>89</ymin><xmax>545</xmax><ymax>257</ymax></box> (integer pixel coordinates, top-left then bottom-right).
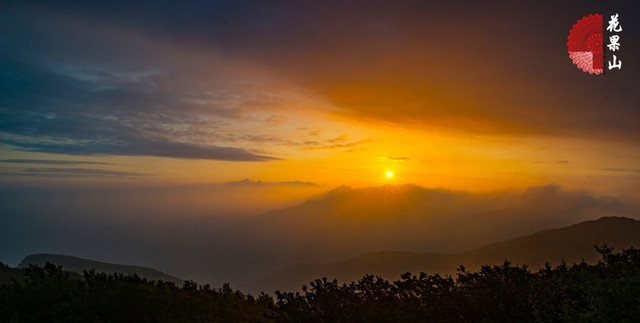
<box><xmin>567</xmin><ymin>13</ymin><xmax>603</xmax><ymax>75</ymax></box>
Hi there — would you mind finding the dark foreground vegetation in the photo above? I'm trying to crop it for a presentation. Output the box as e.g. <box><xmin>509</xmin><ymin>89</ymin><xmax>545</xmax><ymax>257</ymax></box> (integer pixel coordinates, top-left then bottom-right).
<box><xmin>1</xmin><ymin>246</ymin><xmax>638</xmax><ymax>322</ymax></box>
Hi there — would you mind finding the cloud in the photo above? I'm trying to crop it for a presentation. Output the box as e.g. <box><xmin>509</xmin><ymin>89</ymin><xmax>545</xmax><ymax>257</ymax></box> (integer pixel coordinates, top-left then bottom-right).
<box><xmin>0</xmin><ymin>56</ymin><xmax>277</xmax><ymax>158</ymax></box>
<box><xmin>387</xmin><ymin>157</ymin><xmax>409</xmax><ymax>161</ymax></box>
<box><xmin>0</xmin><ymin>159</ymin><xmax>112</xmax><ymax>165</ymax></box>
<box><xmin>300</xmin><ymin>139</ymin><xmax>365</xmax><ymax>151</ymax></box>
<box><xmin>0</xmin><ymin>8</ymin><xmax>293</xmax><ymax>162</ymax></box>
<box><xmin>600</xmin><ymin>168</ymin><xmax>640</xmax><ymax>174</ymax></box>
<box><xmin>5</xmin><ymin>138</ymin><xmax>277</xmax><ymax>161</ymax></box>
<box><xmin>70</xmin><ymin>0</ymin><xmax>633</xmax><ymax>142</ymax></box>
<box><xmin>0</xmin><ymin>40</ymin><xmax>279</xmax><ymax>162</ymax></box>
<box><xmin>3</xmin><ymin>0</ymin><xmax>638</xmax><ymax>168</ymax></box>
<box><xmin>239</xmin><ymin>134</ymin><xmax>364</xmax><ymax>152</ymax></box>
<box><xmin>533</xmin><ymin>160</ymin><xmax>571</xmax><ymax>165</ymax></box>
<box><xmin>0</xmin><ymin>167</ymin><xmax>145</xmax><ymax>178</ymax></box>
<box><xmin>224</xmin><ymin>178</ymin><xmax>319</xmax><ymax>187</ymax></box>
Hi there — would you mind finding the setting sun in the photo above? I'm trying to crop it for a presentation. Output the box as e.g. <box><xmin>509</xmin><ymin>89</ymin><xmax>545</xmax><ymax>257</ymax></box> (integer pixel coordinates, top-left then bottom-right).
<box><xmin>386</xmin><ymin>171</ymin><xmax>393</xmax><ymax>179</ymax></box>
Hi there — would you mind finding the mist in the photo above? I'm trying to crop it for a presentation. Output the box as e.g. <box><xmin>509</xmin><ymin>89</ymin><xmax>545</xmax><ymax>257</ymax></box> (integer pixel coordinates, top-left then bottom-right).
<box><xmin>2</xmin><ymin>180</ymin><xmax>638</xmax><ymax>292</ymax></box>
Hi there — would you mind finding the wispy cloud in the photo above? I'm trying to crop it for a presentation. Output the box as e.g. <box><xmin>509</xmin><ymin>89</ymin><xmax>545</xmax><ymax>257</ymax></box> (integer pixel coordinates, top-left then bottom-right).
<box><xmin>5</xmin><ymin>138</ymin><xmax>277</xmax><ymax>161</ymax></box>
<box><xmin>239</xmin><ymin>134</ymin><xmax>365</xmax><ymax>152</ymax></box>
<box><xmin>0</xmin><ymin>159</ymin><xmax>112</xmax><ymax>165</ymax></box>
<box><xmin>224</xmin><ymin>178</ymin><xmax>320</xmax><ymax>187</ymax></box>
<box><xmin>0</xmin><ymin>11</ymin><xmax>292</xmax><ymax>162</ymax></box>
<box><xmin>533</xmin><ymin>160</ymin><xmax>571</xmax><ymax>165</ymax></box>
<box><xmin>0</xmin><ymin>56</ymin><xmax>279</xmax><ymax>161</ymax></box>
<box><xmin>600</xmin><ymin>168</ymin><xmax>640</xmax><ymax>174</ymax></box>
<box><xmin>300</xmin><ymin>136</ymin><xmax>366</xmax><ymax>151</ymax></box>
<box><xmin>0</xmin><ymin>167</ymin><xmax>146</xmax><ymax>178</ymax></box>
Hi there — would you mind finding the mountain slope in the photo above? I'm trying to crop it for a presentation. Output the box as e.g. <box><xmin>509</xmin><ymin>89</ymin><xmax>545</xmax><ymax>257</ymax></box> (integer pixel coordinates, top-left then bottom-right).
<box><xmin>0</xmin><ymin>262</ymin><xmax>23</xmax><ymax>285</ymax></box>
<box><xmin>252</xmin><ymin>216</ymin><xmax>640</xmax><ymax>292</ymax></box>
<box><xmin>18</xmin><ymin>254</ymin><xmax>183</xmax><ymax>284</ymax></box>
<box><xmin>5</xmin><ymin>184</ymin><xmax>637</xmax><ymax>289</ymax></box>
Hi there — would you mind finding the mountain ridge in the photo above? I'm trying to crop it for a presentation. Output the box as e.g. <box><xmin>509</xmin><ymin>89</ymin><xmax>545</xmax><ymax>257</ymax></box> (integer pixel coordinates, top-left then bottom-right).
<box><xmin>251</xmin><ymin>216</ymin><xmax>640</xmax><ymax>292</ymax></box>
<box><xmin>18</xmin><ymin>253</ymin><xmax>183</xmax><ymax>284</ymax></box>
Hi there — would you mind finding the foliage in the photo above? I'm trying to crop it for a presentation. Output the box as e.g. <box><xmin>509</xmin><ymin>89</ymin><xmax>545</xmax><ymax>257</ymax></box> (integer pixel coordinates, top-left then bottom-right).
<box><xmin>1</xmin><ymin>246</ymin><xmax>638</xmax><ymax>322</ymax></box>
<box><xmin>275</xmin><ymin>246</ymin><xmax>639</xmax><ymax>322</ymax></box>
<box><xmin>0</xmin><ymin>264</ymin><xmax>275</xmax><ymax>322</ymax></box>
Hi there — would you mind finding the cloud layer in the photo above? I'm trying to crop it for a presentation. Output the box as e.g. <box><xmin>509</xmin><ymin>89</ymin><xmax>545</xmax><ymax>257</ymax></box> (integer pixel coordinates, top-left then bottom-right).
<box><xmin>0</xmin><ymin>3</ymin><xmax>290</xmax><ymax>161</ymax></box>
<box><xmin>2</xmin><ymin>1</ymin><xmax>639</xmax><ymax>166</ymax></box>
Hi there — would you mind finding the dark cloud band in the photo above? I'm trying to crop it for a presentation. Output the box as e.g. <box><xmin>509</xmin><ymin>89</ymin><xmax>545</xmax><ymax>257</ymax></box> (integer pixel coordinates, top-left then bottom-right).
<box><xmin>0</xmin><ymin>167</ymin><xmax>145</xmax><ymax>178</ymax></box>
<box><xmin>4</xmin><ymin>138</ymin><xmax>276</xmax><ymax>162</ymax></box>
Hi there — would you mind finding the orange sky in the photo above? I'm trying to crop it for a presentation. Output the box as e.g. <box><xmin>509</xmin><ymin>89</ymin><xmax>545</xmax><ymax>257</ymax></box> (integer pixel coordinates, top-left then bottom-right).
<box><xmin>1</xmin><ymin>1</ymin><xmax>639</xmax><ymax>201</ymax></box>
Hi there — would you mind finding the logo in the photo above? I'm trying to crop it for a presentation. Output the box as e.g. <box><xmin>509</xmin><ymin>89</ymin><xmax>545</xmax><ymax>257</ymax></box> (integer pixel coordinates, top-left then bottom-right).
<box><xmin>567</xmin><ymin>13</ymin><xmax>623</xmax><ymax>75</ymax></box>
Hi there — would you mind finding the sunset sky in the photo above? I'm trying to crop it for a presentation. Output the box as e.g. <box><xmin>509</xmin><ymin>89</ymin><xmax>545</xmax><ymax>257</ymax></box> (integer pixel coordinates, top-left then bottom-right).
<box><xmin>1</xmin><ymin>0</ymin><xmax>639</xmax><ymax>198</ymax></box>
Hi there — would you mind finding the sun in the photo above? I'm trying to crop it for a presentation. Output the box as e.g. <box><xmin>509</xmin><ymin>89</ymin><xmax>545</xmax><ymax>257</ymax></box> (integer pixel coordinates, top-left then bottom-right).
<box><xmin>386</xmin><ymin>170</ymin><xmax>393</xmax><ymax>179</ymax></box>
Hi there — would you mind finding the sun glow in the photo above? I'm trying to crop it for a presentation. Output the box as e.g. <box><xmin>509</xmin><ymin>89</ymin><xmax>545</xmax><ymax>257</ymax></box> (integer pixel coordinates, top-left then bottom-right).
<box><xmin>386</xmin><ymin>170</ymin><xmax>393</xmax><ymax>179</ymax></box>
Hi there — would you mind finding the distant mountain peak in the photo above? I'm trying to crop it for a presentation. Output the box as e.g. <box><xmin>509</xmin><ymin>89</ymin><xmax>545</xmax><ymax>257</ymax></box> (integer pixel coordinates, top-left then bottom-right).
<box><xmin>586</xmin><ymin>216</ymin><xmax>638</xmax><ymax>223</ymax></box>
<box><xmin>19</xmin><ymin>254</ymin><xmax>183</xmax><ymax>284</ymax></box>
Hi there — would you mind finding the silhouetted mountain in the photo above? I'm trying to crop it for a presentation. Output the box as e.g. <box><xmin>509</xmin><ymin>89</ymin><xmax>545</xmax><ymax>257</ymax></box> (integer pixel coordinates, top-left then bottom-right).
<box><xmin>237</xmin><ymin>185</ymin><xmax>632</xmax><ymax>285</ymax></box>
<box><xmin>18</xmin><ymin>254</ymin><xmax>183</xmax><ymax>284</ymax></box>
<box><xmin>4</xmin><ymin>184</ymin><xmax>638</xmax><ymax>290</ymax></box>
<box><xmin>252</xmin><ymin>217</ymin><xmax>640</xmax><ymax>292</ymax></box>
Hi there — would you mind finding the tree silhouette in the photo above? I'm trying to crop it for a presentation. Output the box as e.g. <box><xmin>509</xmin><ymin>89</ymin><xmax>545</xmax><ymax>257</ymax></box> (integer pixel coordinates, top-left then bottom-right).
<box><xmin>1</xmin><ymin>245</ymin><xmax>638</xmax><ymax>322</ymax></box>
